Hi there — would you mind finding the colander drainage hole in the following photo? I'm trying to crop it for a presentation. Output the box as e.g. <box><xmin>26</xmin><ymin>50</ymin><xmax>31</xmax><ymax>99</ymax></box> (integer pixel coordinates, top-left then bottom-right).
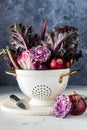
<box><xmin>32</xmin><ymin>85</ymin><xmax>52</xmax><ymax>99</ymax></box>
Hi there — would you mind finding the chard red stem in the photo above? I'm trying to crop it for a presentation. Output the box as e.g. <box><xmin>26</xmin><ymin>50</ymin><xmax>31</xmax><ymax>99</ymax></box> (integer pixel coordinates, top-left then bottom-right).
<box><xmin>7</xmin><ymin>49</ymin><xmax>20</xmax><ymax>69</ymax></box>
<box><xmin>53</xmin><ymin>41</ymin><xmax>61</xmax><ymax>54</ymax></box>
<box><xmin>41</xmin><ymin>21</ymin><xmax>47</xmax><ymax>40</ymax></box>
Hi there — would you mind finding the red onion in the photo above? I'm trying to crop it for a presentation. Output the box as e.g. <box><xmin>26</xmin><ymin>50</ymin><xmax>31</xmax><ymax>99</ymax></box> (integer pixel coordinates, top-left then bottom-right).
<box><xmin>69</xmin><ymin>91</ymin><xmax>86</xmax><ymax>115</ymax></box>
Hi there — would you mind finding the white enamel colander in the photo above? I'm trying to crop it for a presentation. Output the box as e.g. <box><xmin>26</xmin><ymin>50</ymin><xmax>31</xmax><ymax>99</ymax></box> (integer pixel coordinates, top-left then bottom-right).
<box><xmin>6</xmin><ymin>69</ymin><xmax>79</xmax><ymax>106</ymax></box>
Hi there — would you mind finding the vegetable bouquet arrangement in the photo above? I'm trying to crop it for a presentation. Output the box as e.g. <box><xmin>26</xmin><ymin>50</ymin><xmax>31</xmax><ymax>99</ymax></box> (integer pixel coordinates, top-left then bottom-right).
<box><xmin>0</xmin><ymin>22</ymin><xmax>86</xmax><ymax>118</ymax></box>
<box><xmin>0</xmin><ymin>22</ymin><xmax>82</xmax><ymax>70</ymax></box>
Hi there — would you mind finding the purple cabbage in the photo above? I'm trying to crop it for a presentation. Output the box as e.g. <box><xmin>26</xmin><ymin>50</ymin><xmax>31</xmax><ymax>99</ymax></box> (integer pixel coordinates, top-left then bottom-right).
<box><xmin>53</xmin><ymin>95</ymin><xmax>72</xmax><ymax>118</ymax></box>
<box><xmin>17</xmin><ymin>45</ymin><xmax>51</xmax><ymax>70</ymax></box>
<box><xmin>29</xmin><ymin>45</ymin><xmax>51</xmax><ymax>63</ymax></box>
<box><xmin>30</xmin><ymin>62</ymin><xmax>47</xmax><ymax>70</ymax></box>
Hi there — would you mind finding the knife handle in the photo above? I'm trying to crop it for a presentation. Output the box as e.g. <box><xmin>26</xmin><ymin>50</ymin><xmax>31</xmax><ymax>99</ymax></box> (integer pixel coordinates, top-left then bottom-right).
<box><xmin>10</xmin><ymin>94</ymin><xmax>20</xmax><ymax>102</ymax></box>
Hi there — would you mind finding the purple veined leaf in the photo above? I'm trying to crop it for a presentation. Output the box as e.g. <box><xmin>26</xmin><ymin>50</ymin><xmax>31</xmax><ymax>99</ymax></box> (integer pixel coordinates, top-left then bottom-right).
<box><xmin>24</xmin><ymin>25</ymin><xmax>32</xmax><ymax>37</ymax></box>
<box><xmin>53</xmin><ymin>30</ymin><xmax>77</xmax><ymax>54</ymax></box>
<box><xmin>53</xmin><ymin>33</ymin><xmax>64</xmax><ymax>52</ymax></box>
<box><xmin>10</xmin><ymin>30</ymin><xmax>28</xmax><ymax>51</ymax></box>
<box><xmin>41</xmin><ymin>21</ymin><xmax>47</xmax><ymax>40</ymax></box>
<box><xmin>10</xmin><ymin>40</ymin><xmax>26</xmax><ymax>49</ymax></box>
<box><xmin>46</xmin><ymin>32</ymin><xmax>54</xmax><ymax>50</ymax></box>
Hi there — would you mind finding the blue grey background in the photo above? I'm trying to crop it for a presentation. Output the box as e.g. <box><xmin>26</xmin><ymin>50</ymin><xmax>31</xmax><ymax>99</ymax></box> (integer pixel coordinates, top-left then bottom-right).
<box><xmin>0</xmin><ymin>0</ymin><xmax>87</xmax><ymax>86</ymax></box>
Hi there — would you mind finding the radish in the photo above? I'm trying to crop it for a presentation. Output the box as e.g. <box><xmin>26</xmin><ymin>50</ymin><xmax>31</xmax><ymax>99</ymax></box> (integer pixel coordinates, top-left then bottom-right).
<box><xmin>50</xmin><ymin>57</ymin><xmax>66</xmax><ymax>69</ymax></box>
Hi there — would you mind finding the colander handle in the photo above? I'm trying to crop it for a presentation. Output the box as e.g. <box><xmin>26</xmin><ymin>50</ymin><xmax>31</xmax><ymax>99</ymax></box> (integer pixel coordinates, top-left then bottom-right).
<box><xmin>59</xmin><ymin>69</ymin><xmax>80</xmax><ymax>83</ymax></box>
<box><xmin>5</xmin><ymin>70</ymin><xmax>16</xmax><ymax>77</ymax></box>
<box><xmin>6</xmin><ymin>69</ymin><xmax>80</xmax><ymax>83</ymax></box>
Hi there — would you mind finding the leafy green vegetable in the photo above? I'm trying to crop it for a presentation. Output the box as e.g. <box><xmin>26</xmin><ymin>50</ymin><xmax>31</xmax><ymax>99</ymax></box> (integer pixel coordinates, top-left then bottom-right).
<box><xmin>8</xmin><ymin>23</ymin><xmax>40</xmax><ymax>51</ymax></box>
<box><xmin>44</xmin><ymin>26</ymin><xmax>82</xmax><ymax>61</ymax></box>
<box><xmin>0</xmin><ymin>23</ymin><xmax>82</xmax><ymax>70</ymax></box>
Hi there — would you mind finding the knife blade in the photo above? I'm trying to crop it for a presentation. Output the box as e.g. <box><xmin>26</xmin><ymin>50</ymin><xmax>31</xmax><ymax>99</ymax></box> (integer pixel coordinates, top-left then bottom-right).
<box><xmin>10</xmin><ymin>94</ymin><xmax>26</xmax><ymax>110</ymax></box>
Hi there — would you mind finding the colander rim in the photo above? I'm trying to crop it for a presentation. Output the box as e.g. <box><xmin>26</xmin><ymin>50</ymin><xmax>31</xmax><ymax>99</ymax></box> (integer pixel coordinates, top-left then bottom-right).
<box><xmin>15</xmin><ymin>68</ymin><xmax>70</xmax><ymax>76</ymax></box>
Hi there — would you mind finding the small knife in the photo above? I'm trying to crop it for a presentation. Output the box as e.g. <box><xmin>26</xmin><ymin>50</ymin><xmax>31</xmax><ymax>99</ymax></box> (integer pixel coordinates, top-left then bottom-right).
<box><xmin>10</xmin><ymin>94</ymin><xmax>26</xmax><ymax>110</ymax></box>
